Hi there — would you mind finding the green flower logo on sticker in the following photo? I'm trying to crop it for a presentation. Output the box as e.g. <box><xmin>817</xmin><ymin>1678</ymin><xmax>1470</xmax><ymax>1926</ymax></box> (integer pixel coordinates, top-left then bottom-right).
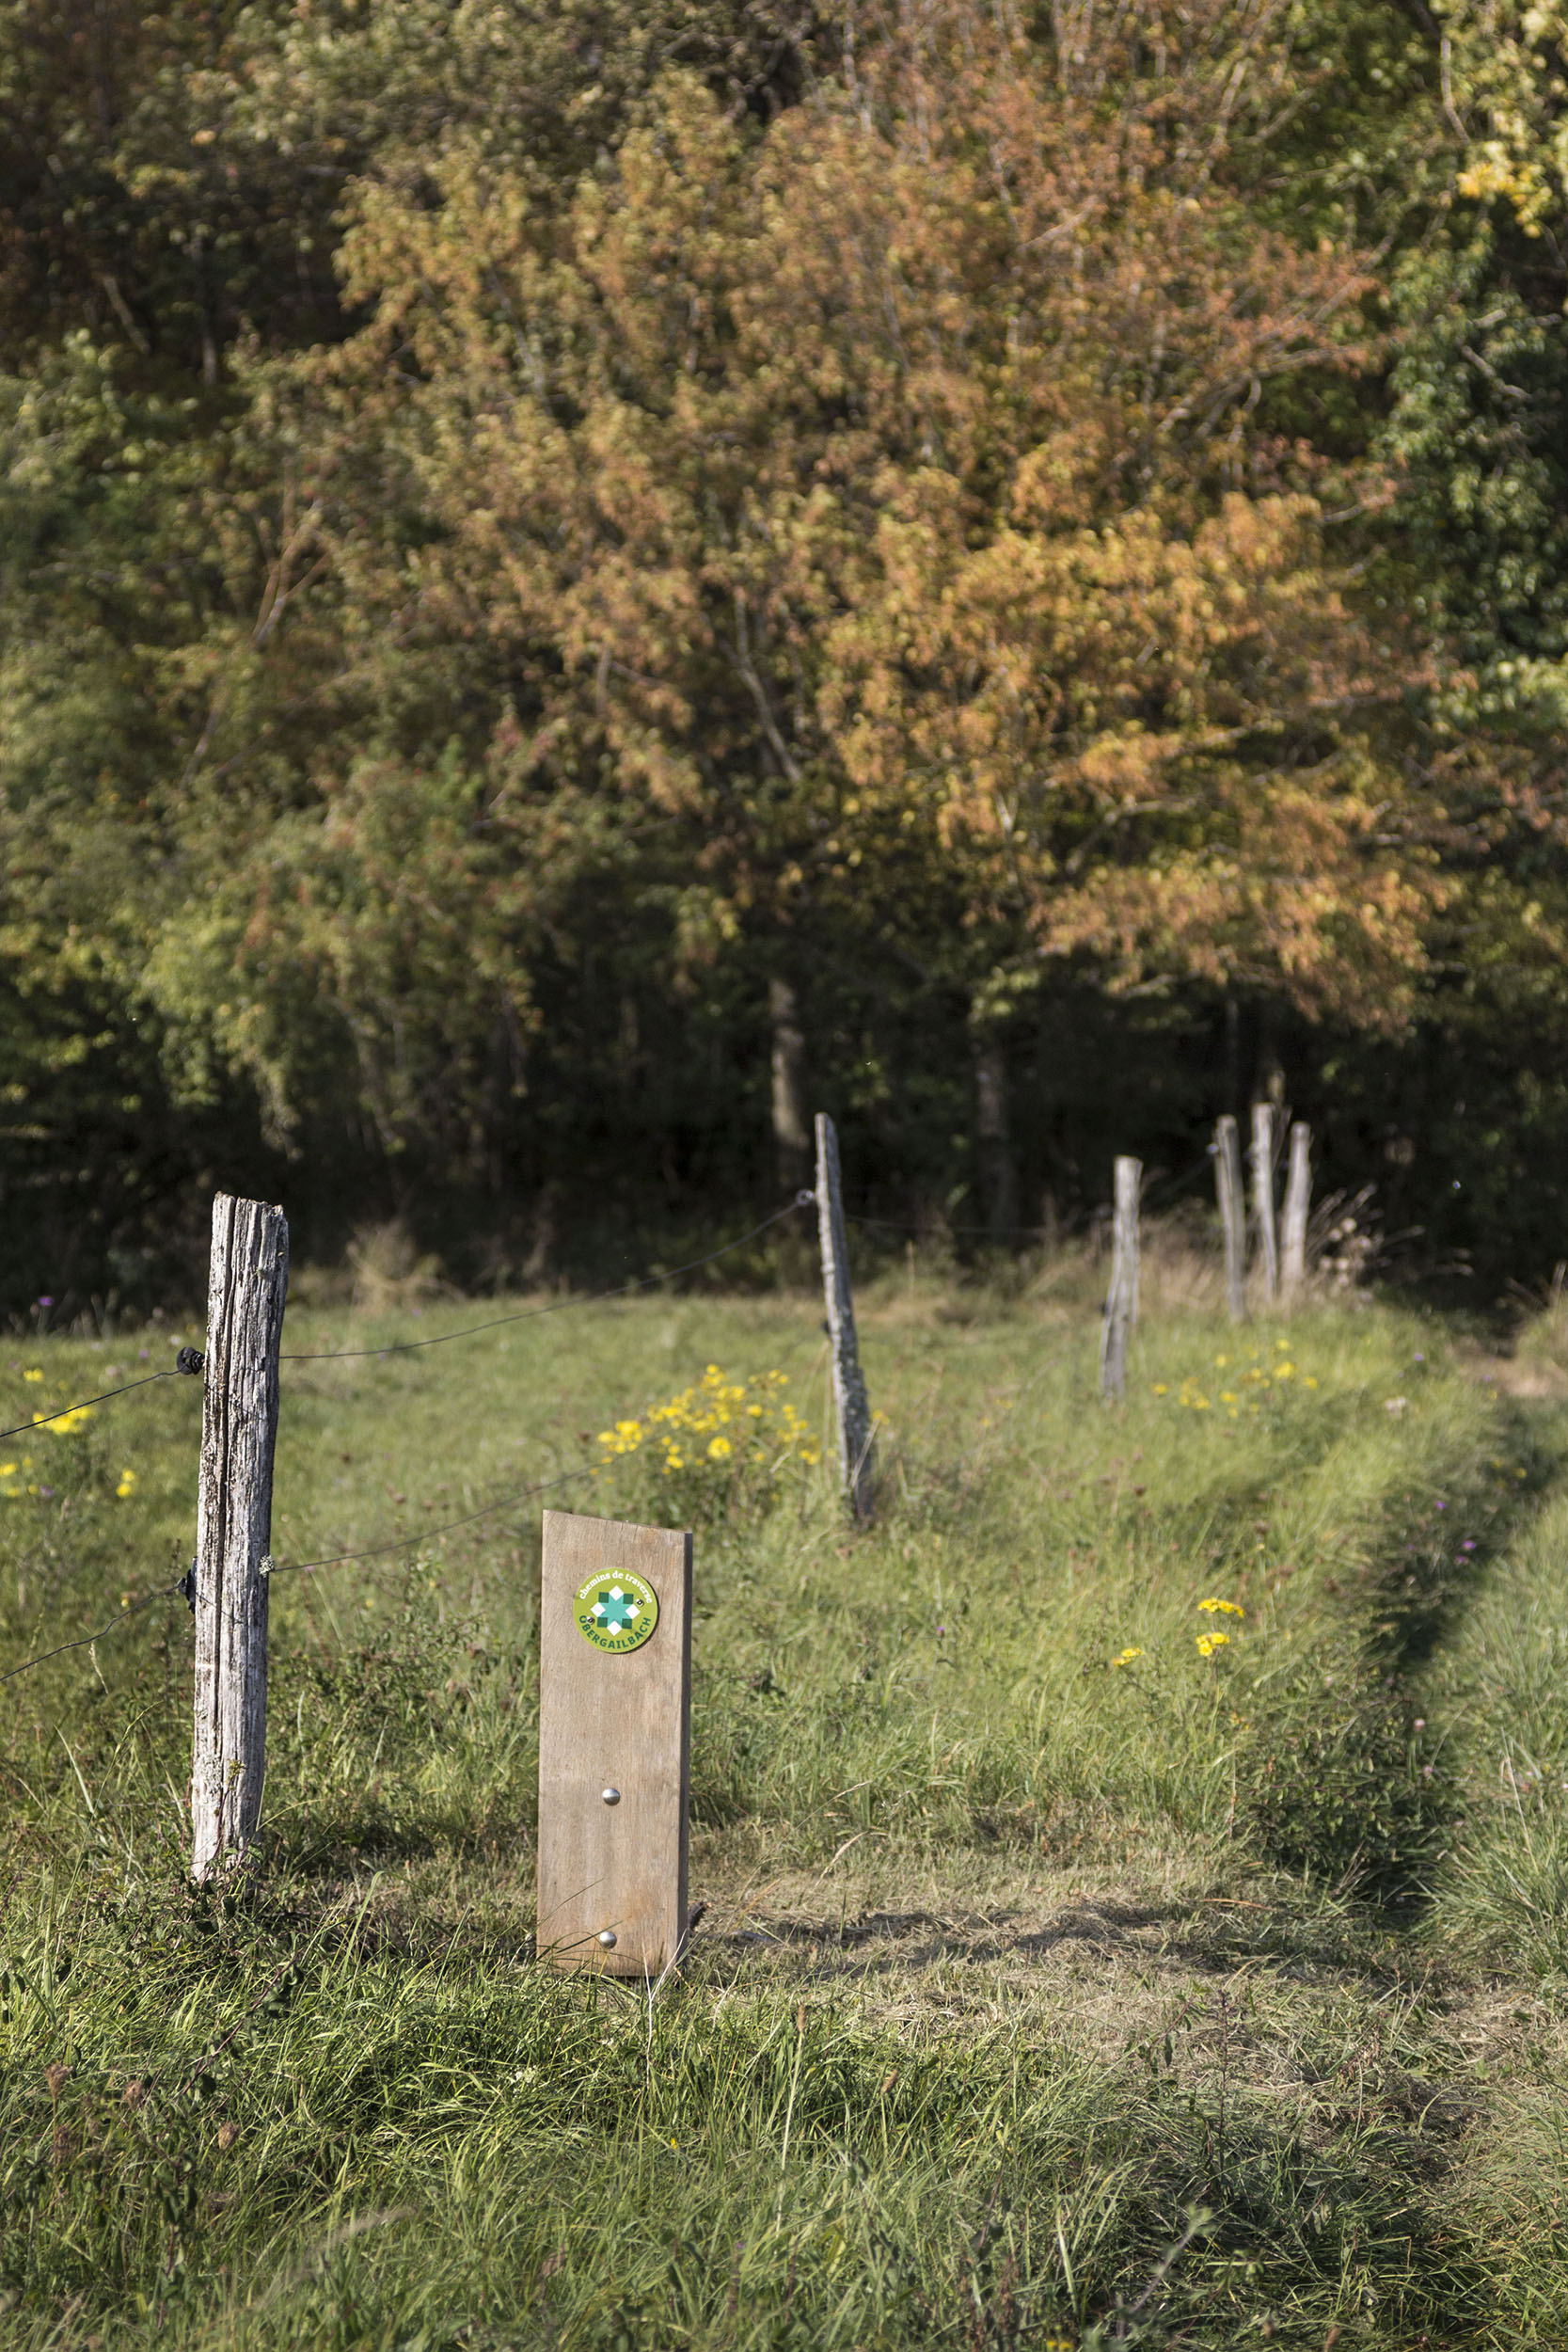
<box><xmin>574</xmin><ymin>1569</ymin><xmax>659</xmax><ymax>1655</ymax></box>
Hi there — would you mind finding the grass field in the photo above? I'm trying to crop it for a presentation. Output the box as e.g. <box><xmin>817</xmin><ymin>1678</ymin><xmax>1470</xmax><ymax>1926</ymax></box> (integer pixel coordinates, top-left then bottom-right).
<box><xmin>5</xmin><ymin>1243</ymin><xmax>1568</xmax><ymax>2348</ymax></box>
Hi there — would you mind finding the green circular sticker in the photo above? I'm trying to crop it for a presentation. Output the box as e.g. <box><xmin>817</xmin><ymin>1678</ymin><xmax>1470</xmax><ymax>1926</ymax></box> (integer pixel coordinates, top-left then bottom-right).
<box><xmin>574</xmin><ymin>1570</ymin><xmax>659</xmax><ymax>1655</ymax></box>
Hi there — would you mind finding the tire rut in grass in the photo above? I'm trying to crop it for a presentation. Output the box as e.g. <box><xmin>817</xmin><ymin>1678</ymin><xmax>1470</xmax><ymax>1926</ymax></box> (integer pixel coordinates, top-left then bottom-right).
<box><xmin>1237</xmin><ymin>1403</ymin><xmax>1560</xmax><ymax>1912</ymax></box>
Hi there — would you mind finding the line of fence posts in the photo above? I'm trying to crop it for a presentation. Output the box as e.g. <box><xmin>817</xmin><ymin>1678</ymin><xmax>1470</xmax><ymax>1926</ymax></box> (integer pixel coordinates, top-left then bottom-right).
<box><xmin>1100</xmin><ymin>1155</ymin><xmax>1141</xmax><ymax>1401</ymax></box>
<box><xmin>173</xmin><ymin>1120</ymin><xmax>1316</xmax><ymax>1876</ymax></box>
<box><xmin>1210</xmin><ymin>1109</ymin><xmax>1313</xmax><ymax>1321</ymax></box>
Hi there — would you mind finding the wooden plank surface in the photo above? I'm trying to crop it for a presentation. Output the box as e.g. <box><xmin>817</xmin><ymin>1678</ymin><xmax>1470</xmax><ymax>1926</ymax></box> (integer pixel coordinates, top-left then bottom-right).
<box><xmin>537</xmin><ymin>1510</ymin><xmax>691</xmax><ymax>1978</ymax></box>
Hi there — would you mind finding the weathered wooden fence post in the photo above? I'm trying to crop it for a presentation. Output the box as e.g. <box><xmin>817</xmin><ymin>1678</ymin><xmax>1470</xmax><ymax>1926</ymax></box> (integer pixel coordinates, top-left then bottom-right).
<box><xmin>1213</xmin><ymin>1115</ymin><xmax>1246</xmax><ymax>1323</ymax></box>
<box><xmin>1101</xmin><ymin>1155</ymin><xmax>1141</xmax><ymax>1401</ymax></box>
<box><xmin>1251</xmin><ymin>1102</ymin><xmax>1279</xmax><ymax>1307</ymax></box>
<box><xmin>1281</xmin><ymin>1120</ymin><xmax>1311</xmax><ymax>1303</ymax></box>
<box><xmin>191</xmin><ymin>1193</ymin><xmax>289</xmax><ymax>1882</ymax></box>
<box><xmin>537</xmin><ymin>1510</ymin><xmax>692</xmax><ymax>1978</ymax></box>
<box><xmin>815</xmin><ymin>1112</ymin><xmax>875</xmax><ymax>1521</ymax></box>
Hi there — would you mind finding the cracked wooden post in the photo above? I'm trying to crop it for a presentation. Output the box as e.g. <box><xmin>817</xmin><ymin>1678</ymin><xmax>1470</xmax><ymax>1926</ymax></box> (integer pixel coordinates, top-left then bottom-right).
<box><xmin>1213</xmin><ymin>1115</ymin><xmax>1246</xmax><ymax>1324</ymax></box>
<box><xmin>191</xmin><ymin>1193</ymin><xmax>289</xmax><ymax>1882</ymax></box>
<box><xmin>1281</xmin><ymin>1120</ymin><xmax>1311</xmax><ymax>1304</ymax></box>
<box><xmin>1251</xmin><ymin>1101</ymin><xmax>1279</xmax><ymax>1307</ymax></box>
<box><xmin>1100</xmin><ymin>1155</ymin><xmax>1141</xmax><ymax>1402</ymax></box>
<box><xmin>815</xmin><ymin>1112</ymin><xmax>874</xmax><ymax>1521</ymax></box>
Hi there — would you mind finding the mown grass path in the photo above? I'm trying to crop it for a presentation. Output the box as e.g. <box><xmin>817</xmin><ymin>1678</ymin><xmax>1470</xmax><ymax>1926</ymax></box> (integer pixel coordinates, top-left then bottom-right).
<box><xmin>3</xmin><ymin>1280</ymin><xmax>1567</xmax><ymax>2347</ymax></box>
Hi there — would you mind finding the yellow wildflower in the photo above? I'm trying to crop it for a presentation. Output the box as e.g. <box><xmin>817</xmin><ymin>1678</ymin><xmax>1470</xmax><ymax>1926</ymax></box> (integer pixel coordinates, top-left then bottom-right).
<box><xmin>22</xmin><ymin>1369</ymin><xmax>42</xmax><ymax>1384</ymax></box>
<box><xmin>1197</xmin><ymin>1597</ymin><xmax>1245</xmax><ymax>1616</ymax></box>
<box><xmin>116</xmin><ymin>1469</ymin><xmax>137</xmax><ymax>1499</ymax></box>
<box><xmin>42</xmin><ymin>1406</ymin><xmax>93</xmax><ymax>1435</ymax></box>
<box><xmin>1196</xmin><ymin>1631</ymin><xmax>1230</xmax><ymax>1659</ymax></box>
<box><xmin>707</xmin><ymin>1437</ymin><xmax>732</xmax><ymax>1460</ymax></box>
<box><xmin>1110</xmin><ymin>1646</ymin><xmax>1145</xmax><ymax>1668</ymax></box>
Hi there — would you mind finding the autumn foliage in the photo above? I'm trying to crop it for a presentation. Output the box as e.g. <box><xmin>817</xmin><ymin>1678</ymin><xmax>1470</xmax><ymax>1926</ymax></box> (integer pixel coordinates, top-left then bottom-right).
<box><xmin>2</xmin><ymin>0</ymin><xmax>1567</xmax><ymax>1291</ymax></box>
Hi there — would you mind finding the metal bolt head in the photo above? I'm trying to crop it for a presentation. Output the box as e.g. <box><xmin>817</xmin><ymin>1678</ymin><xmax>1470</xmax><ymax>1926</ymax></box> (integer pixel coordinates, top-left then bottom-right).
<box><xmin>598</xmin><ymin>1930</ymin><xmax>617</xmax><ymax>1948</ymax></box>
<box><xmin>601</xmin><ymin>1787</ymin><xmax>621</xmax><ymax>1806</ymax></box>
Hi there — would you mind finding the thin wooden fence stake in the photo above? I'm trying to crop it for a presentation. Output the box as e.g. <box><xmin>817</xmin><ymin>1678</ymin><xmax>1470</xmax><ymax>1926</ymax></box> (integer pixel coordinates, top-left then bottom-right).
<box><xmin>1281</xmin><ymin>1120</ymin><xmax>1311</xmax><ymax>1303</ymax></box>
<box><xmin>1100</xmin><ymin>1155</ymin><xmax>1141</xmax><ymax>1401</ymax></box>
<box><xmin>815</xmin><ymin>1112</ymin><xmax>875</xmax><ymax>1521</ymax></box>
<box><xmin>191</xmin><ymin>1193</ymin><xmax>289</xmax><ymax>1882</ymax></box>
<box><xmin>1251</xmin><ymin>1102</ymin><xmax>1279</xmax><ymax>1307</ymax></box>
<box><xmin>1213</xmin><ymin>1115</ymin><xmax>1246</xmax><ymax>1323</ymax></box>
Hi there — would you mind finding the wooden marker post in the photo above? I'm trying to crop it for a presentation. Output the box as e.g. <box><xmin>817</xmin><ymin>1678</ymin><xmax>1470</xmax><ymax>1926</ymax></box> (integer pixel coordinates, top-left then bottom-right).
<box><xmin>1100</xmin><ymin>1155</ymin><xmax>1141</xmax><ymax>1401</ymax></box>
<box><xmin>1251</xmin><ymin>1102</ymin><xmax>1279</xmax><ymax>1306</ymax></box>
<box><xmin>1281</xmin><ymin>1120</ymin><xmax>1311</xmax><ymax>1303</ymax></box>
<box><xmin>191</xmin><ymin>1193</ymin><xmax>289</xmax><ymax>1882</ymax></box>
<box><xmin>1213</xmin><ymin>1115</ymin><xmax>1246</xmax><ymax>1323</ymax></box>
<box><xmin>815</xmin><ymin>1112</ymin><xmax>875</xmax><ymax>1521</ymax></box>
<box><xmin>537</xmin><ymin>1511</ymin><xmax>691</xmax><ymax>1978</ymax></box>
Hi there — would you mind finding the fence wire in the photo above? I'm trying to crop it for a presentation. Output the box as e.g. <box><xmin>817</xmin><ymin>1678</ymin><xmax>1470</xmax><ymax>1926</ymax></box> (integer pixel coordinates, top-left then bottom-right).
<box><xmin>277</xmin><ymin>1199</ymin><xmax>813</xmax><ymax>1363</ymax></box>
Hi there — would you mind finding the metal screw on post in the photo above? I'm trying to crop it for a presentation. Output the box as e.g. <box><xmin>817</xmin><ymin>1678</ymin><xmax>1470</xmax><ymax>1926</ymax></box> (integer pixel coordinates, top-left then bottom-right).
<box><xmin>1100</xmin><ymin>1156</ymin><xmax>1141</xmax><ymax>1402</ymax></box>
<box><xmin>1281</xmin><ymin>1121</ymin><xmax>1311</xmax><ymax>1304</ymax></box>
<box><xmin>815</xmin><ymin>1113</ymin><xmax>875</xmax><ymax>1522</ymax></box>
<box><xmin>1251</xmin><ymin>1102</ymin><xmax>1279</xmax><ymax>1307</ymax></box>
<box><xmin>1212</xmin><ymin>1115</ymin><xmax>1246</xmax><ymax>1324</ymax></box>
<box><xmin>190</xmin><ymin>1193</ymin><xmax>289</xmax><ymax>1883</ymax></box>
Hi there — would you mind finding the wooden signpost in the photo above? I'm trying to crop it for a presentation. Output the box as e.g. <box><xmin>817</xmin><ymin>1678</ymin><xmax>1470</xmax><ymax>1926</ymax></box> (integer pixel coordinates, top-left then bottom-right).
<box><xmin>1101</xmin><ymin>1154</ymin><xmax>1141</xmax><ymax>1401</ymax></box>
<box><xmin>191</xmin><ymin>1192</ymin><xmax>289</xmax><ymax>1882</ymax></box>
<box><xmin>815</xmin><ymin>1112</ymin><xmax>875</xmax><ymax>1521</ymax></box>
<box><xmin>536</xmin><ymin>1510</ymin><xmax>692</xmax><ymax>1979</ymax></box>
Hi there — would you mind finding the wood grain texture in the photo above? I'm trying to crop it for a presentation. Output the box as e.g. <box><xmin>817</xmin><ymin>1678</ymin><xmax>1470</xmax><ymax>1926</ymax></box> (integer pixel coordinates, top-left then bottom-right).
<box><xmin>815</xmin><ymin>1112</ymin><xmax>874</xmax><ymax>1521</ymax></box>
<box><xmin>537</xmin><ymin>1511</ymin><xmax>691</xmax><ymax>1978</ymax></box>
<box><xmin>1100</xmin><ymin>1155</ymin><xmax>1141</xmax><ymax>1401</ymax></box>
<box><xmin>1281</xmin><ymin>1120</ymin><xmax>1311</xmax><ymax>1302</ymax></box>
<box><xmin>1214</xmin><ymin>1114</ymin><xmax>1246</xmax><ymax>1325</ymax></box>
<box><xmin>191</xmin><ymin>1193</ymin><xmax>289</xmax><ymax>1881</ymax></box>
<box><xmin>1251</xmin><ymin>1101</ymin><xmax>1279</xmax><ymax>1305</ymax></box>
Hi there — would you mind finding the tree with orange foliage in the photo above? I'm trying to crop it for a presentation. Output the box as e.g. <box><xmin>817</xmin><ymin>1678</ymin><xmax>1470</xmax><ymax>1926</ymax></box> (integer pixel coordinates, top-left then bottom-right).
<box><xmin>174</xmin><ymin>0</ymin><xmax>1439</xmax><ymax>1167</ymax></box>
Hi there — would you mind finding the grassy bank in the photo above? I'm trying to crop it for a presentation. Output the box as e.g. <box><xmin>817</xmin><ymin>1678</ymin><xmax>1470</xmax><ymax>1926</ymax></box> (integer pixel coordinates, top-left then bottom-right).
<box><xmin>3</xmin><ymin>1264</ymin><xmax>1566</xmax><ymax>2347</ymax></box>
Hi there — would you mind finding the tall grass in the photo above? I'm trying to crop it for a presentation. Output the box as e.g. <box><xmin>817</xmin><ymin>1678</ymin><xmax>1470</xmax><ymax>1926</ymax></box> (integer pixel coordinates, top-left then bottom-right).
<box><xmin>1</xmin><ymin>1266</ymin><xmax>1565</xmax><ymax>2344</ymax></box>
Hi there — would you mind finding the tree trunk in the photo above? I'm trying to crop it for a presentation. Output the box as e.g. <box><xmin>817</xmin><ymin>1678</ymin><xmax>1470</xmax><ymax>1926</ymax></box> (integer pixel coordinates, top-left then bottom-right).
<box><xmin>974</xmin><ymin>1033</ymin><xmax>1019</xmax><ymax>1241</ymax></box>
<box><xmin>769</xmin><ymin>977</ymin><xmax>810</xmax><ymax>1193</ymax></box>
